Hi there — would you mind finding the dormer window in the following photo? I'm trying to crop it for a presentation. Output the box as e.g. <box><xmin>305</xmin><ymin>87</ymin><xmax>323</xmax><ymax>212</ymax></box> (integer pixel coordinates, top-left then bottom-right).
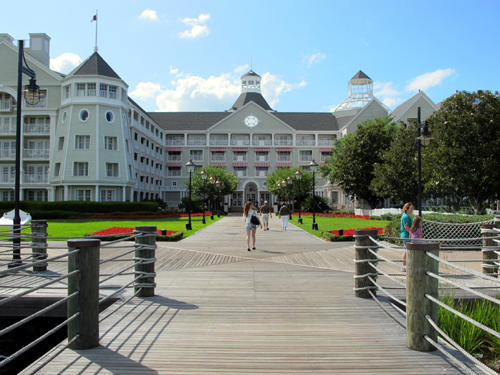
<box><xmin>109</xmin><ymin>86</ymin><xmax>117</xmax><ymax>99</ymax></box>
<box><xmin>242</xmin><ymin>81</ymin><xmax>247</xmax><ymax>89</ymax></box>
<box><xmin>100</xmin><ymin>84</ymin><xmax>108</xmax><ymax>97</ymax></box>
<box><xmin>76</xmin><ymin>83</ymin><xmax>97</xmax><ymax>97</ymax></box>
<box><xmin>248</xmin><ymin>80</ymin><xmax>254</xmax><ymax>88</ymax></box>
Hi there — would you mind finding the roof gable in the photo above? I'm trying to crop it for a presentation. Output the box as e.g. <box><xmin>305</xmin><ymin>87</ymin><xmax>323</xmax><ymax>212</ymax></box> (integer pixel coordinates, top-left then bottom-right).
<box><xmin>230</xmin><ymin>92</ymin><xmax>272</xmax><ymax>111</ymax></box>
<box><xmin>391</xmin><ymin>91</ymin><xmax>438</xmax><ymax>123</ymax></box>
<box><xmin>351</xmin><ymin>70</ymin><xmax>371</xmax><ymax>80</ymax></box>
<box><xmin>68</xmin><ymin>52</ymin><xmax>121</xmax><ymax>79</ymax></box>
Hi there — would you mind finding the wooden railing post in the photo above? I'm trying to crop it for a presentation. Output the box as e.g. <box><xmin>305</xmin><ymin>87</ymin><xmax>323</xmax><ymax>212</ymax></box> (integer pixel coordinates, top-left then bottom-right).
<box><xmin>31</xmin><ymin>220</ymin><xmax>47</xmax><ymax>272</ymax></box>
<box><xmin>354</xmin><ymin>229</ymin><xmax>379</xmax><ymax>298</ymax></box>
<box><xmin>406</xmin><ymin>242</ymin><xmax>439</xmax><ymax>351</ymax></box>
<box><xmin>134</xmin><ymin>226</ymin><xmax>157</xmax><ymax>297</ymax></box>
<box><xmin>67</xmin><ymin>239</ymin><xmax>100</xmax><ymax>350</ymax></box>
<box><xmin>482</xmin><ymin>224</ymin><xmax>498</xmax><ymax>278</ymax></box>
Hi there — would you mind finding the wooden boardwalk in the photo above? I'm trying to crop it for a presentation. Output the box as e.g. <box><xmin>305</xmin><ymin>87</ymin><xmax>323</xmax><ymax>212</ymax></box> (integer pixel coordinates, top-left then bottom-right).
<box><xmin>14</xmin><ymin>216</ymin><xmax>487</xmax><ymax>374</ymax></box>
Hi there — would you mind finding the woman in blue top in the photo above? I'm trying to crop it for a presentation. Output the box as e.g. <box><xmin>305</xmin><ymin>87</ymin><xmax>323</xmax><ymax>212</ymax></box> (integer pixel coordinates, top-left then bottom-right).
<box><xmin>400</xmin><ymin>202</ymin><xmax>414</xmax><ymax>271</ymax></box>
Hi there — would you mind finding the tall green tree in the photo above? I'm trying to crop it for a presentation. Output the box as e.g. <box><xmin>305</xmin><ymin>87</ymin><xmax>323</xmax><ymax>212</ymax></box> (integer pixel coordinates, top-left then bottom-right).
<box><xmin>423</xmin><ymin>90</ymin><xmax>500</xmax><ymax>214</ymax></box>
<box><xmin>371</xmin><ymin>122</ymin><xmax>419</xmax><ymax>204</ymax></box>
<box><xmin>266</xmin><ymin>167</ymin><xmax>313</xmax><ymax>205</ymax></box>
<box><xmin>320</xmin><ymin>116</ymin><xmax>398</xmax><ymax>209</ymax></box>
<box><xmin>186</xmin><ymin>165</ymin><xmax>240</xmax><ymax>207</ymax></box>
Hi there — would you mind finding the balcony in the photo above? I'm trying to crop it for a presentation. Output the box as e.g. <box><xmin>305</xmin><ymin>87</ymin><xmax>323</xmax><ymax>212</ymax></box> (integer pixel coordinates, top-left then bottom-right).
<box><xmin>187</xmin><ymin>139</ymin><xmax>207</xmax><ymax>146</ymax></box>
<box><xmin>0</xmin><ymin>175</ymin><xmax>15</xmax><ymax>184</ymax></box>
<box><xmin>318</xmin><ymin>139</ymin><xmax>335</xmax><ymax>146</ymax></box>
<box><xmin>24</xmin><ymin>123</ymin><xmax>50</xmax><ymax>134</ymax></box>
<box><xmin>0</xmin><ymin>100</ymin><xmax>12</xmax><ymax>112</ymax></box>
<box><xmin>233</xmin><ymin>155</ymin><xmax>248</xmax><ymax>162</ymax></box>
<box><xmin>167</xmin><ymin>170</ymin><xmax>181</xmax><ymax>177</ymax></box>
<box><xmin>299</xmin><ymin>155</ymin><xmax>313</xmax><ymax>162</ymax></box>
<box><xmin>24</xmin><ymin>173</ymin><xmax>49</xmax><ymax>184</ymax></box>
<box><xmin>166</xmin><ymin>139</ymin><xmax>184</xmax><ymax>145</ymax></box>
<box><xmin>252</xmin><ymin>139</ymin><xmax>272</xmax><ymax>146</ymax></box>
<box><xmin>230</xmin><ymin>139</ymin><xmax>250</xmax><ymax>146</ymax></box>
<box><xmin>210</xmin><ymin>154</ymin><xmax>226</xmax><ymax>162</ymax></box>
<box><xmin>24</xmin><ymin>98</ymin><xmax>47</xmax><ymax>109</ymax></box>
<box><xmin>24</xmin><ymin>149</ymin><xmax>50</xmax><ymax>159</ymax></box>
<box><xmin>297</xmin><ymin>140</ymin><xmax>316</xmax><ymax>146</ymax></box>
<box><xmin>0</xmin><ymin>124</ymin><xmax>15</xmax><ymax>134</ymax></box>
<box><xmin>190</xmin><ymin>155</ymin><xmax>204</xmax><ymax>162</ymax></box>
<box><xmin>209</xmin><ymin>139</ymin><xmax>228</xmax><ymax>146</ymax></box>
<box><xmin>255</xmin><ymin>155</ymin><xmax>269</xmax><ymax>162</ymax></box>
<box><xmin>277</xmin><ymin>155</ymin><xmax>292</xmax><ymax>162</ymax></box>
<box><xmin>0</xmin><ymin>150</ymin><xmax>16</xmax><ymax>159</ymax></box>
<box><xmin>167</xmin><ymin>155</ymin><xmax>182</xmax><ymax>162</ymax></box>
<box><xmin>234</xmin><ymin>170</ymin><xmax>247</xmax><ymax>177</ymax></box>
<box><xmin>274</xmin><ymin>140</ymin><xmax>293</xmax><ymax>146</ymax></box>
<box><xmin>255</xmin><ymin>170</ymin><xmax>269</xmax><ymax>177</ymax></box>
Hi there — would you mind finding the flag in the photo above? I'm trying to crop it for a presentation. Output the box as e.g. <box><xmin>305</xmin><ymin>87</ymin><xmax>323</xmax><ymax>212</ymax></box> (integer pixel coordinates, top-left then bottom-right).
<box><xmin>91</xmin><ymin>14</ymin><xmax>97</xmax><ymax>22</ymax></box>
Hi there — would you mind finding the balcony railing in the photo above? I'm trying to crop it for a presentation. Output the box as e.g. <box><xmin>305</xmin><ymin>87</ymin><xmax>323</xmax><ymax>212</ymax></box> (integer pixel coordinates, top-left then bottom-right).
<box><xmin>24</xmin><ymin>173</ymin><xmax>49</xmax><ymax>184</ymax></box>
<box><xmin>252</xmin><ymin>139</ymin><xmax>272</xmax><ymax>146</ymax></box>
<box><xmin>234</xmin><ymin>171</ymin><xmax>247</xmax><ymax>177</ymax></box>
<box><xmin>318</xmin><ymin>139</ymin><xmax>335</xmax><ymax>146</ymax></box>
<box><xmin>210</xmin><ymin>155</ymin><xmax>226</xmax><ymax>162</ymax></box>
<box><xmin>299</xmin><ymin>155</ymin><xmax>313</xmax><ymax>162</ymax></box>
<box><xmin>209</xmin><ymin>139</ymin><xmax>228</xmax><ymax>145</ymax></box>
<box><xmin>0</xmin><ymin>125</ymin><xmax>16</xmax><ymax>134</ymax></box>
<box><xmin>190</xmin><ymin>155</ymin><xmax>204</xmax><ymax>162</ymax></box>
<box><xmin>274</xmin><ymin>140</ymin><xmax>293</xmax><ymax>146</ymax></box>
<box><xmin>255</xmin><ymin>155</ymin><xmax>269</xmax><ymax>162</ymax></box>
<box><xmin>0</xmin><ymin>100</ymin><xmax>12</xmax><ymax>112</ymax></box>
<box><xmin>166</xmin><ymin>140</ymin><xmax>184</xmax><ymax>145</ymax></box>
<box><xmin>187</xmin><ymin>139</ymin><xmax>206</xmax><ymax>146</ymax></box>
<box><xmin>255</xmin><ymin>171</ymin><xmax>268</xmax><ymax>177</ymax></box>
<box><xmin>23</xmin><ymin>124</ymin><xmax>50</xmax><ymax>134</ymax></box>
<box><xmin>277</xmin><ymin>155</ymin><xmax>292</xmax><ymax>162</ymax></box>
<box><xmin>167</xmin><ymin>171</ymin><xmax>182</xmax><ymax>177</ymax></box>
<box><xmin>0</xmin><ymin>175</ymin><xmax>15</xmax><ymax>184</ymax></box>
<box><xmin>24</xmin><ymin>149</ymin><xmax>50</xmax><ymax>159</ymax></box>
<box><xmin>24</xmin><ymin>98</ymin><xmax>47</xmax><ymax>109</ymax></box>
<box><xmin>297</xmin><ymin>140</ymin><xmax>315</xmax><ymax>146</ymax></box>
<box><xmin>0</xmin><ymin>150</ymin><xmax>16</xmax><ymax>159</ymax></box>
<box><xmin>230</xmin><ymin>139</ymin><xmax>250</xmax><ymax>146</ymax></box>
<box><xmin>320</xmin><ymin>154</ymin><xmax>332</xmax><ymax>162</ymax></box>
<box><xmin>167</xmin><ymin>155</ymin><xmax>182</xmax><ymax>162</ymax></box>
<box><xmin>233</xmin><ymin>155</ymin><xmax>247</xmax><ymax>162</ymax></box>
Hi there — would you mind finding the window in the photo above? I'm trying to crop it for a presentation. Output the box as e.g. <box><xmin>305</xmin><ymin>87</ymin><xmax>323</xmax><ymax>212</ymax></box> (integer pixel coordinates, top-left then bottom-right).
<box><xmin>134</xmin><ymin>152</ymin><xmax>138</xmax><ymax>161</ymax></box>
<box><xmin>2</xmin><ymin>191</ymin><xmax>14</xmax><ymax>201</ymax></box>
<box><xmin>277</xmin><ymin>151</ymin><xmax>291</xmax><ymax>162</ymax></box>
<box><xmin>109</xmin><ymin>86</ymin><xmax>117</xmax><ymax>99</ymax></box>
<box><xmin>101</xmin><ymin>190</ymin><xmax>114</xmax><ymax>201</ymax></box>
<box><xmin>126</xmin><ymin>140</ymin><xmax>130</xmax><ymax>152</ymax></box>
<box><xmin>76</xmin><ymin>189</ymin><xmax>91</xmax><ymax>201</ymax></box>
<box><xmin>255</xmin><ymin>151</ymin><xmax>269</xmax><ymax>162</ymax></box>
<box><xmin>62</xmin><ymin>111</ymin><xmax>67</xmax><ymax>123</ymax></box>
<box><xmin>54</xmin><ymin>163</ymin><xmax>61</xmax><ymax>177</ymax></box>
<box><xmin>321</xmin><ymin>151</ymin><xmax>332</xmax><ymax>162</ymax></box>
<box><xmin>134</xmin><ymin>133</ymin><xmax>138</xmax><ymax>141</ymax></box>
<box><xmin>233</xmin><ymin>167</ymin><xmax>247</xmax><ymax>177</ymax></box>
<box><xmin>105</xmin><ymin>111</ymin><xmax>114</xmax><ymax>123</ymax></box>
<box><xmin>76</xmin><ymin>83</ymin><xmax>86</xmax><ymax>97</ymax></box>
<box><xmin>75</xmin><ymin>135</ymin><xmax>90</xmax><ymax>150</ymax></box>
<box><xmin>99</xmin><ymin>84</ymin><xmax>108</xmax><ymax>97</ymax></box>
<box><xmin>0</xmin><ymin>141</ymin><xmax>15</xmax><ymax>158</ymax></box>
<box><xmin>128</xmin><ymin>165</ymin><xmax>133</xmax><ymax>178</ymax></box>
<box><xmin>25</xmin><ymin>190</ymin><xmax>48</xmax><ymax>201</ymax></box>
<box><xmin>190</xmin><ymin>150</ymin><xmax>203</xmax><ymax>161</ymax></box>
<box><xmin>79</xmin><ymin>109</ymin><xmax>89</xmax><ymax>122</ymax></box>
<box><xmin>1</xmin><ymin>166</ymin><xmax>15</xmax><ymax>183</ymax></box>
<box><xmin>106</xmin><ymin>163</ymin><xmax>119</xmax><ymax>177</ymax></box>
<box><xmin>76</xmin><ymin>83</ymin><xmax>96</xmax><ymax>97</ymax></box>
<box><xmin>233</xmin><ymin>151</ymin><xmax>247</xmax><ymax>162</ymax></box>
<box><xmin>104</xmin><ymin>136</ymin><xmax>117</xmax><ymax>151</ymax></box>
<box><xmin>58</xmin><ymin>137</ymin><xmax>65</xmax><ymax>151</ymax></box>
<box><xmin>74</xmin><ymin>162</ymin><xmax>89</xmax><ymax>176</ymax></box>
<box><xmin>64</xmin><ymin>85</ymin><xmax>70</xmax><ymax>99</ymax></box>
<box><xmin>167</xmin><ymin>167</ymin><xmax>181</xmax><ymax>177</ymax></box>
<box><xmin>255</xmin><ymin>167</ymin><xmax>269</xmax><ymax>177</ymax></box>
<box><xmin>87</xmin><ymin>83</ymin><xmax>96</xmax><ymax>96</ymax></box>
<box><xmin>299</xmin><ymin>150</ymin><xmax>313</xmax><ymax>162</ymax></box>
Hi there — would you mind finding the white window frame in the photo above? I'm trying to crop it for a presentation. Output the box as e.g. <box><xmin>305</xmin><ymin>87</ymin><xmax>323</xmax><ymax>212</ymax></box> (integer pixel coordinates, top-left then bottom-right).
<box><xmin>104</xmin><ymin>136</ymin><xmax>117</xmax><ymax>151</ymax></box>
<box><xmin>74</xmin><ymin>162</ymin><xmax>89</xmax><ymax>177</ymax></box>
<box><xmin>106</xmin><ymin>163</ymin><xmax>119</xmax><ymax>177</ymax></box>
<box><xmin>75</xmin><ymin>135</ymin><xmax>91</xmax><ymax>150</ymax></box>
<box><xmin>75</xmin><ymin>189</ymin><xmax>91</xmax><ymax>201</ymax></box>
<box><xmin>100</xmin><ymin>189</ymin><xmax>115</xmax><ymax>201</ymax></box>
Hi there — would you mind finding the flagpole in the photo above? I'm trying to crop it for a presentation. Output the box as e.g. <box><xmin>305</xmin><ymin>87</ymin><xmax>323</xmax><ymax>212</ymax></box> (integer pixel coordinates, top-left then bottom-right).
<box><xmin>94</xmin><ymin>10</ymin><xmax>98</xmax><ymax>52</ymax></box>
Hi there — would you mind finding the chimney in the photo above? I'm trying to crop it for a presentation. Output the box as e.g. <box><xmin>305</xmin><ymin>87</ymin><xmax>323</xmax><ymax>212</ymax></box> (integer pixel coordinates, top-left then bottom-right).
<box><xmin>25</xmin><ymin>33</ymin><xmax>51</xmax><ymax>67</ymax></box>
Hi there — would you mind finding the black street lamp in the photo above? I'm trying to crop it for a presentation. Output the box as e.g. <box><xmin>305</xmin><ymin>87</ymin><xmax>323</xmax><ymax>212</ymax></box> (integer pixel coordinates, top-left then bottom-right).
<box><xmin>185</xmin><ymin>160</ymin><xmax>195</xmax><ymax>230</ymax></box>
<box><xmin>216</xmin><ymin>179</ymin><xmax>221</xmax><ymax>217</ymax></box>
<box><xmin>10</xmin><ymin>40</ymin><xmax>41</xmax><ymax>267</ymax></box>
<box><xmin>309</xmin><ymin>159</ymin><xmax>319</xmax><ymax>231</ymax></box>
<box><xmin>200</xmin><ymin>169</ymin><xmax>207</xmax><ymax>224</ymax></box>
<box><xmin>277</xmin><ymin>182</ymin><xmax>282</xmax><ymax>207</ymax></box>
<box><xmin>287</xmin><ymin>176</ymin><xmax>293</xmax><ymax>221</ymax></box>
<box><xmin>416</xmin><ymin>107</ymin><xmax>433</xmax><ymax>217</ymax></box>
<box><xmin>209</xmin><ymin>176</ymin><xmax>215</xmax><ymax>220</ymax></box>
<box><xmin>295</xmin><ymin>169</ymin><xmax>303</xmax><ymax>224</ymax></box>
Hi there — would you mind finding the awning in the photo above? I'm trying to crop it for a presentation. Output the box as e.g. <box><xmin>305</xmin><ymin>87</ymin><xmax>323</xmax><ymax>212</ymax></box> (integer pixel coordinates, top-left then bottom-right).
<box><xmin>232</xmin><ymin>148</ymin><xmax>248</xmax><ymax>152</ymax></box>
<box><xmin>276</xmin><ymin>148</ymin><xmax>292</xmax><ymax>152</ymax></box>
<box><xmin>254</xmin><ymin>163</ymin><xmax>270</xmax><ymax>167</ymax></box>
<box><xmin>254</xmin><ymin>148</ymin><xmax>270</xmax><ymax>152</ymax></box>
<box><xmin>210</xmin><ymin>147</ymin><xmax>226</xmax><ymax>152</ymax></box>
<box><xmin>210</xmin><ymin>162</ymin><xmax>226</xmax><ymax>167</ymax></box>
<box><xmin>320</xmin><ymin>148</ymin><xmax>332</xmax><ymax>152</ymax></box>
<box><xmin>167</xmin><ymin>147</ymin><xmax>182</xmax><ymax>152</ymax></box>
<box><xmin>232</xmin><ymin>163</ymin><xmax>248</xmax><ymax>167</ymax></box>
<box><xmin>166</xmin><ymin>163</ymin><xmax>182</xmax><ymax>167</ymax></box>
<box><xmin>276</xmin><ymin>163</ymin><xmax>292</xmax><ymax>167</ymax></box>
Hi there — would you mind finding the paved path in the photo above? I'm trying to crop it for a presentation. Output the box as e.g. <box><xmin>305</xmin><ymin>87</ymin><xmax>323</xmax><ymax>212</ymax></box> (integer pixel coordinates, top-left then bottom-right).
<box><xmin>22</xmin><ymin>217</ymin><xmax>472</xmax><ymax>374</ymax></box>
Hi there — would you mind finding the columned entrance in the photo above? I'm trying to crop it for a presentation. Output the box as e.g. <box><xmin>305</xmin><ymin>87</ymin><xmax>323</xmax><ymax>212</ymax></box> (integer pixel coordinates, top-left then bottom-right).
<box><xmin>244</xmin><ymin>182</ymin><xmax>258</xmax><ymax>205</ymax></box>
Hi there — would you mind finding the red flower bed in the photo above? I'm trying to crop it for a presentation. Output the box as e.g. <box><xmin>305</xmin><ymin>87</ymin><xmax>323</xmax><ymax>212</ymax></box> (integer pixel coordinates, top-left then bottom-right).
<box><xmin>291</xmin><ymin>212</ymin><xmax>370</xmax><ymax>219</ymax></box>
<box><xmin>330</xmin><ymin>227</ymin><xmax>384</xmax><ymax>236</ymax></box>
<box><xmin>92</xmin><ymin>227</ymin><xmax>176</xmax><ymax>236</ymax></box>
<box><xmin>70</xmin><ymin>212</ymin><xmax>213</xmax><ymax>219</ymax></box>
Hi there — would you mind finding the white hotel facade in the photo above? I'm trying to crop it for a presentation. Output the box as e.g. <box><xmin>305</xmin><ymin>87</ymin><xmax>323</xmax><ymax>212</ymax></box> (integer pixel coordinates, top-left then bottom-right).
<box><xmin>0</xmin><ymin>33</ymin><xmax>439</xmax><ymax>210</ymax></box>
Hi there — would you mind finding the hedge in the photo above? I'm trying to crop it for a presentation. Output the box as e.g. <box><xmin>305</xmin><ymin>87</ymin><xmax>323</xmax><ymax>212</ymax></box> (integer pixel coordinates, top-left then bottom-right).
<box><xmin>0</xmin><ymin>201</ymin><xmax>159</xmax><ymax>214</ymax></box>
<box><xmin>321</xmin><ymin>231</ymin><xmax>355</xmax><ymax>242</ymax></box>
<box><xmin>85</xmin><ymin>231</ymin><xmax>184</xmax><ymax>242</ymax></box>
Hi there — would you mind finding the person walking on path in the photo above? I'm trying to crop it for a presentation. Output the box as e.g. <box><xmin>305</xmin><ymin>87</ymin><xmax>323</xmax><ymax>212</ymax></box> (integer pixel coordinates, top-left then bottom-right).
<box><xmin>279</xmin><ymin>203</ymin><xmax>290</xmax><ymax>230</ymax></box>
<box><xmin>243</xmin><ymin>201</ymin><xmax>262</xmax><ymax>251</ymax></box>
<box><xmin>260</xmin><ymin>201</ymin><xmax>272</xmax><ymax>231</ymax></box>
<box><xmin>400</xmin><ymin>202</ymin><xmax>414</xmax><ymax>271</ymax></box>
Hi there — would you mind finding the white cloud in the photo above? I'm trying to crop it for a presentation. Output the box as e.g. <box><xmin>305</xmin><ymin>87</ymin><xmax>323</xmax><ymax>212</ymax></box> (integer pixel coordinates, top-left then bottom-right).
<box><xmin>130</xmin><ymin>82</ymin><xmax>163</xmax><ymax>101</ymax></box>
<box><xmin>139</xmin><ymin>9</ymin><xmax>158</xmax><ymax>21</ymax></box>
<box><xmin>372</xmin><ymin>81</ymin><xmax>403</xmax><ymax>109</ymax></box>
<box><xmin>303</xmin><ymin>53</ymin><xmax>326</xmax><ymax>69</ymax></box>
<box><xmin>234</xmin><ymin>64</ymin><xmax>249</xmax><ymax>74</ymax></box>
<box><xmin>179</xmin><ymin>13</ymin><xmax>210</xmax><ymax>39</ymax></box>
<box><xmin>405</xmin><ymin>68</ymin><xmax>455</xmax><ymax>92</ymax></box>
<box><xmin>328</xmin><ymin>104</ymin><xmax>340</xmax><ymax>112</ymax></box>
<box><xmin>382</xmin><ymin>97</ymin><xmax>404</xmax><ymax>107</ymax></box>
<box><xmin>50</xmin><ymin>53</ymin><xmax>82</xmax><ymax>74</ymax></box>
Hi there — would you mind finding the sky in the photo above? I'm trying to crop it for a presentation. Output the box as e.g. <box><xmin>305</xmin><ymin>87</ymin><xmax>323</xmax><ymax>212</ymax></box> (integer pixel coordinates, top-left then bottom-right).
<box><xmin>2</xmin><ymin>0</ymin><xmax>499</xmax><ymax>114</ymax></box>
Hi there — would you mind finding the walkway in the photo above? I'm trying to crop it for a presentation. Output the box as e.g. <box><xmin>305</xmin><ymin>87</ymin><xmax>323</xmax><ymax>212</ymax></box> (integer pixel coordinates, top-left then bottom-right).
<box><xmin>23</xmin><ymin>216</ymin><xmax>469</xmax><ymax>374</ymax></box>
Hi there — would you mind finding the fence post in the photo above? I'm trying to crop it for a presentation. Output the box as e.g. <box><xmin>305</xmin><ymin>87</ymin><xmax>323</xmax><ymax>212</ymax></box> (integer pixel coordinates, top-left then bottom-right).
<box><xmin>482</xmin><ymin>224</ymin><xmax>498</xmax><ymax>278</ymax></box>
<box><xmin>406</xmin><ymin>242</ymin><xmax>439</xmax><ymax>351</ymax></box>
<box><xmin>354</xmin><ymin>229</ymin><xmax>379</xmax><ymax>298</ymax></box>
<box><xmin>31</xmin><ymin>220</ymin><xmax>48</xmax><ymax>272</ymax></box>
<box><xmin>134</xmin><ymin>226</ymin><xmax>157</xmax><ymax>297</ymax></box>
<box><xmin>67</xmin><ymin>239</ymin><xmax>100</xmax><ymax>350</ymax></box>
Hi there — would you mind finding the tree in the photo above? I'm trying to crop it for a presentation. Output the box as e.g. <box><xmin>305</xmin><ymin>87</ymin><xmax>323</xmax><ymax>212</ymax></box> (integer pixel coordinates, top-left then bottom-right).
<box><xmin>186</xmin><ymin>165</ymin><xmax>240</xmax><ymax>210</ymax></box>
<box><xmin>371</xmin><ymin>122</ymin><xmax>419</xmax><ymax>204</ymax></box>
<box><xmin>320</xmin><ymin>116</ymin><xmax>397</xmax><ymax>209</ymax></box>
<box><xmin>423</xmin><ymin>90</ymin><xmax>500</xmax><ymax>214</ymax></box>
<box><xmin>266</xmin><ymin>167</ymin><xmax>313</xmax><ymax>208</ymax></box>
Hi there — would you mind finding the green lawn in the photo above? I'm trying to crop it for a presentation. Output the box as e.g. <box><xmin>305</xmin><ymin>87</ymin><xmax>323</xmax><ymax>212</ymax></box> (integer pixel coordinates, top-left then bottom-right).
<box><xmin>2</xmin><ymin>215</ymin><xmax>223</xmax><ymax>240</ymax></box>
<box><xmin>288</xmin><ymin>215</ymin><xmax>390</xmax><ymax>237</ymax></box>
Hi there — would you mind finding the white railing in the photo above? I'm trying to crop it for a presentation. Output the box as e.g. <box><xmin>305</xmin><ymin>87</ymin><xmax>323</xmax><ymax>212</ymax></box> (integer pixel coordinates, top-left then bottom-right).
<box><xmin>167</xmin><ymin>155</ymin><xmax>182</xmax><ymax>162</ymax></box>
<box><xmin>23</xmin><ymin>124</ymin><xmax>50</xmax><ymax>134</ymax></box>
<box><xmin>299</xmin><ymin>155</ymin><xmax>313</xmax><ymax>162</ymax></box>
<box><xmin>0</xmin><ymin>125</ymin><xmax>15</xmax><ymax>134</ymax></box>
<box><xmin>318</xmin><ymin>139</ymin><xmax>335</xmax><ymax>146</ymax></box>
<box><xmin>24</xmin><ymin>98</ymin><xmax>47</xmax><ymax>109</ymax></box>
<box><xmin>233</xmin><ymin>155</ymin><xmax>247</xmax><ymax>162</ymax></box>
<box><xmin>210</xmin><ymin>155</ymin><xmax>226</xmax><ymax>162</ymax></box>
<box><xmin>0</xmin><ymin>100</ymin><xmax>12</xmax><ymax>111</ymax></box>
<box><xmin>187</xmin><ymin>139</ymin><xmax>207</xmax><ymax>145</ymax></box>
<box><xmin>234</xmin><ymin>171</ymin><xmax>247</xmax><ymax>177</ymax></box>
<box><xmin>277</xmin><ymin>155</ymin><xmax>292</xmax><ymax>162</ymax></box>
<box><xmin>167</xmin><ymin>171</ymin><xmax>182</xmax><ymax>177</ymax></box>
<box><xmin>230</xmin><ymin>139</ymin><xmax>250</xmax><ymax>146</ymax></box>
<box><xmin>0</xmin><ymin>175</ymin><xmax>15</xmax><ymax>184</ymax></box>
<box><xmin>209</xmin><ymin>139</ymin><xmax>228</xmax><ymax>145</ymax></box>
<box><xmin>166</xmin><ymin>140</ymin><xmax>184</xmax><ymax>145</ymax></box>
<box><xmin>0</xmin><ymin>150</ymin><xmax>16</xmax><ymax>159</ymax></box>
<box><xmin>252</xmin><ymin>139</ymin><xmax>272</xmax><ymax>146</ymax></box>
<box><xmin>24</xmin><ymin>149</ymin><xmax>50</xmax><ymax>159</ymax></box>
<box><xmin>274</xmin><ymin>140</ymin><xmax>293</xmax><ymax>146</ymax></box>
<box><xmin>255</xmin><ymin>171</ymin><xmax>268</xmax><ymax>177</ymax></box>
<box><xmin>24</xmin><ymin>173</ymin><xmax>49</xmax><ymax>184</ymax></box>
<box><xmin>255</xmin><ymin>155</ymin><xmax>269</xmax><ymax>162</ymax></box>
<box><xmin>297</xmin><ymin>140</ymin><xmax>315</xmax><ymax>146</ymax></box>
<box><xmin>163</xmin><ymin>186</ymin><xmax>185</xmax><ymax>191</ymax></box>
<box><xmin>191</xmin><ymin>155</ymin><xmax>204</xmax><ymax>162</ymax></box>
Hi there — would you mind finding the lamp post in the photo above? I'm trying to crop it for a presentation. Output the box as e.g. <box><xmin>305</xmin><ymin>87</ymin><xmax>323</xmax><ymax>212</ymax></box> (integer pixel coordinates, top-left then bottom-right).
<box><xmin>416</xmin><ymin>107</ymin><xmax>433</xmax><ymax>217</ymax></box>
<box><xmin>295</xmin><ymin>169</ymin><xmax>303</xmax><ymax>224</ymax></box>
<box><xmin>185</xmin><ymin>160</ymin><xmax>195</xmax><ymax>230</ymax></box>
<box><xmin>287</xmin><ymin>176</ymin><xmax>293</xmax><ymax>221</ymax></box>
<box><xmin>309</xmin><ymin>159</ymin><xmax>319</xmax><ymax>231</ymax></box>
<box><xmin>200</xmin><ymin>169</ymin><xmax>207</xmax><ymax>224</ymax></box>
<box><xmin>277</xmin><ymin>183</ymin><xmax>281</xmax><ymax>208</ymax></box>
<box><xmin>10</xmin><ymin>40</ymin><xmax>41</xmax><ymax>267</ymax></box>
<box><xmin>215</xmin><ymin>179</ymin><xmax>220</xmax><ymax>217</ymax></box>
<box><xmin>209</xmin><ymin>176</ymin><xmax>215</xmax><ymax>220</ymax></box>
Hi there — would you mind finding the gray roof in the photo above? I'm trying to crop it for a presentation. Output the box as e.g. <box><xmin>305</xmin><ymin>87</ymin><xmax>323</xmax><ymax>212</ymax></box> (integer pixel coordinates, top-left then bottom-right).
<box><xmin>128</xmin><ymin>96</ymin><xmax>158</xmax><ymax>124</ymax></box>
<box><xmin>241</xmin><ymin>70</ymin><xmax>261</xmax><ymax>78</ymax></box>
<box><xmin>68</xmin><ymin>52</ymin><xmax>121</xmax><ymax>79</ymax></box>
<box><xmin>350</xmin><ymin>70</ymin><xmax>371</xmax><ymax>81</ymax></box>
<box><xmin>231</xmin><ymin>92</ymin><xmax>272</xmax><ymax>111</ymax></box>
<box><xmin>390</xmin><ymin>92</ymin><xmax>419</xmax><ymax>119</ymax></box>
<box><xmin>148</xmin><ymin>111</ymin><xmax>341</xmax><ymax>132</ymax></box>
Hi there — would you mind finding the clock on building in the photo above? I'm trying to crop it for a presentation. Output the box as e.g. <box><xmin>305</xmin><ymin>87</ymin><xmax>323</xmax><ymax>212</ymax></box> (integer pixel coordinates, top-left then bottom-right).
<box><xmin>243</xmin><ymin>115</ymin><xmax>259</xmax><ymax>128</ymax></box>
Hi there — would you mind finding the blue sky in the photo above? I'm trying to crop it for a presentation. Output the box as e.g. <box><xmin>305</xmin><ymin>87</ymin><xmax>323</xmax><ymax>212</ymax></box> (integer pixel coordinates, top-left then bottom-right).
<box><xmin>3</xmin><ymin>0</ymin><xmax>499</xmax><ymax>113</ymax></box>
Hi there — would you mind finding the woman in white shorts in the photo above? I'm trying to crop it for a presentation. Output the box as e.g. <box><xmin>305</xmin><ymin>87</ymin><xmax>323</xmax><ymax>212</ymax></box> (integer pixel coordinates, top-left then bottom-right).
<box><xmin>243</xmin><ymin>201</ymin><xmax>262</xmax><ymax>251</ymax></box>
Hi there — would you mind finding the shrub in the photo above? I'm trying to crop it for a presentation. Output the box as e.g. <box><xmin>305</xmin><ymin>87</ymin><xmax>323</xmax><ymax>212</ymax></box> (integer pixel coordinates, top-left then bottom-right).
<box><xmin>0</xmin><ymin>201</ymin><xmax>159</xmax><ymax>214</ymax></box>
<box><xmin>178</xmin><ymin>197</ymin><xmax>203</xmax><ymax>213</ymax></box>
<box><xmin>322</xmin><ymin>231</ymin><xmax>355</xmax><ymax>242</ymax></box>
<box><xmin>301</xmin><ymin>195</ymin><xmax>331</xmax><ymax>213</ymax></box>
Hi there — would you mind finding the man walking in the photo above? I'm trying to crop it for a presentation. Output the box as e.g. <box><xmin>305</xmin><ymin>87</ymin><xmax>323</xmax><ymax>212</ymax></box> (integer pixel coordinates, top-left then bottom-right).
<box><xmin>260</xmin><ymin>201</ymin><xmax>272</xmax><ymax>231</ymax></box>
